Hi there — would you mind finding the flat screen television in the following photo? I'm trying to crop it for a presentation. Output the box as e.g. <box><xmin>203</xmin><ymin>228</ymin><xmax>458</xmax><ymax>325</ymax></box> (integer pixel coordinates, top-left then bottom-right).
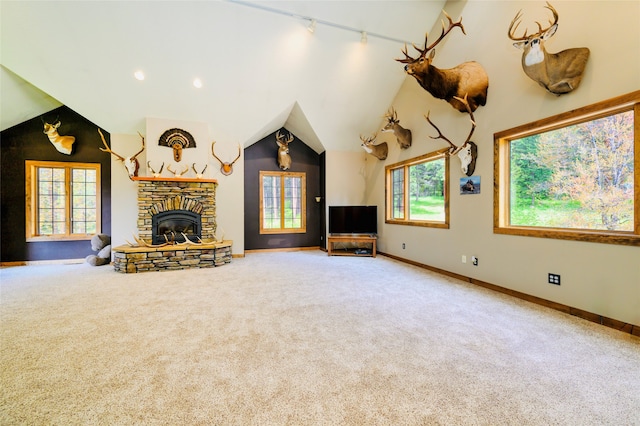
<box><xmin>329</xmin><ymin>205</ymin><xmax>377</xmax><ymax>235</ymax></box>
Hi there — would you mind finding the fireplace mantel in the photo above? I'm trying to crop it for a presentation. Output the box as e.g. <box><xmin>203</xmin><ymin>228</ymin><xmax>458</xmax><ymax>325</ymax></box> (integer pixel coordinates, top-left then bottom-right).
<box><xmin>133</xmin><ymin>176</ymin><xmax>218</xmax><ymax>184</ymax></box>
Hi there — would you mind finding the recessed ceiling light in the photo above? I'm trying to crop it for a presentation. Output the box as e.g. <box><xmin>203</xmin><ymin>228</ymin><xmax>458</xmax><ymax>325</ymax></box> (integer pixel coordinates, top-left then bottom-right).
<box><xmin>134</xmin><ymin>70</ymin><xmax>145</xmax><ymax>81</ymax></box>
<box><xmin>193</xmin><ymin>78</ymin><xmax>203</xmax><ymax>88</ymax></box>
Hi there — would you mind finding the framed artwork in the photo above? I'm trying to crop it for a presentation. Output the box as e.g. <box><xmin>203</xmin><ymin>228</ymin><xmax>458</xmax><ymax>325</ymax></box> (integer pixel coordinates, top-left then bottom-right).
<box><xmin>460</xmin><ymin>175</ymin><xmax>480</xmax><ymax>195</ymax></box>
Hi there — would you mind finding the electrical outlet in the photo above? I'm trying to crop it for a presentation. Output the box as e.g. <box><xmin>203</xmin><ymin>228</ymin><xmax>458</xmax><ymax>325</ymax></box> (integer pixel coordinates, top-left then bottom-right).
<box><xmin>548</xmin><ymin>273</ymin><xmax>561</xmax><ymax>285</ymax></box>
<box><xmin>472</xmin><ymin>256</ymin><xmax>478</xmax><ymax>266</ymax></box>
<box><xmin>462</xmin><ymin>255</ymin><xmax>467</xmax><ymax>263</ymax></box>
<box><xmin>402</xmin><ymin>243</ymin><xmax>405</xmax><ymax>249</ymax></box>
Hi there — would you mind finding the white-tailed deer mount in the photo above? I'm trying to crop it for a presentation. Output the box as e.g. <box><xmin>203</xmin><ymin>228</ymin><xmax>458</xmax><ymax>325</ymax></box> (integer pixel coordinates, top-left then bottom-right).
<box><xmin>192</xmin><ymin>163</ymin><xmax>208</xmax><ymax>179</ymax></box>
<box><xmin>42</xmin><ymin>118</ymin><xmax>75</xmax><ymax>155</ymax></box>
<box><xmin>211</xmin><ymin>141</ymin><xmax>241</xmax><ymax>176</ymax></box>
<box><xmin>275</xmin><ymin>130</ymin><xmax>293</xmax><ymax>170</ymax></box>
<box><xmin>396</xmin><ymin>11</ymin><xmax>489</xmax><ymax>113</ymax></box>
<box><xmin>508</xmin><ymin>2</ymin><xmax>590</xmax><ymax>95</ymax></box>
<box><xmin>382</xmin><ymin>107</ymin><xmax>412</xmax><ymax>149</ymax></box>
<box><xmin>158</xmin><ymin>128</ymin><xmax>196</xmax><ymax>162</ymax></box>
<box><xmin>167</xmin><ymin>164</ymin><xmax>189</xmax><ymax>177</ymax></box>
<box><xmin>98</xmin><ymin>128</ymin><xmax>145</xmax><ymax>180</ymax></box>
<box><xmin>360</xmin><ymin>133</ymin><xmax>388</xmax><ymax>161</ymax></box>
<box><xmin>147</xmin><ymin>161</ymin><xmax>164</xmax><ymax>177</ymax></box>
<box><xmin>424</xmin><ymin>94</ymin><xmax>478</xmax><ymax>176</ymax></box>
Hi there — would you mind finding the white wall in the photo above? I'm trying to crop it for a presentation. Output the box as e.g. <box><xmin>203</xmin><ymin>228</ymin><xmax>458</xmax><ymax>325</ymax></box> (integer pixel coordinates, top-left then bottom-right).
<box><xmin>365</xmin><ymin>0</ymin><xmax>640</xmax><ymax>325</ymax></box>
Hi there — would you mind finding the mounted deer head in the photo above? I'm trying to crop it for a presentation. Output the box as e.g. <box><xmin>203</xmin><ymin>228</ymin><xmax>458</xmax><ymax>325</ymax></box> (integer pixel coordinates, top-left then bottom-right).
<box><xmin>42</xmin><ymin>118</ymin><xmax>75</xmax><ymax>155</ymax></box>
<box><xmin>396</xmin><ymin>11</ymin><xmax>489</xmax><ymax>113</ymax></box>
<box><xmin>382</xmin><ymin>107</ymin><xmax>412</xmax><ymax>149</ymax></box>
<box><xmin>360</xmin><ymin>133</ymin><xmax>388</xmax><ymax>161</ymax></box>
<box><xmin>275</xmin><ymin>130</ymin><xmax>293</xmax><ymax>170</ymax></box>
<box><xmin>98</xmin><ymin>128</ymin><xmax>145</xmax><ymax>180</ymax></box>
<box><xmin>167</xmin><ymin>164</ymin><xmax>189</xmax><ymax>177</ymax></box>
<box><xmin>508</xmin><ymin>2</ymin><xmax>590</xmax><ymax>95</ymax></box>
<box><xmin>192</xmin><ymin>163</ymin><xmax>208</xmax><ymax>179</ymax></box>
<box><xmin>424</xmin><ymin>94</ymin><xmax>478</xmax><ymax>176</ymax></box>
<box><xmin>211</xmin><ymin>141</ymin><xmax>241</xmax><ymax>176</ymax></box>
<box><xmin>147</xmin><ymin>161</ymin><xmax>164</xmax><ymax>178</ymax></box>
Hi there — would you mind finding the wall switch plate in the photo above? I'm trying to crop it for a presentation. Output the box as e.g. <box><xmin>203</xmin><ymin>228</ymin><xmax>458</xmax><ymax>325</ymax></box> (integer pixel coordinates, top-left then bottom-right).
<box><xmin>462</xmin><ymin>255</ymin><xmax>467</xmax><ymax>263</ymax></box>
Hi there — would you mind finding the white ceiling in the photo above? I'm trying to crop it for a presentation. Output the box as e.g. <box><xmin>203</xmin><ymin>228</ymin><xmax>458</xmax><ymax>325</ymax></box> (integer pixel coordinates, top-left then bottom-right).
<box><xmin>1</xmin><ymin>0</ymin><xmax>448</xmax><ymax>152</ymax></box>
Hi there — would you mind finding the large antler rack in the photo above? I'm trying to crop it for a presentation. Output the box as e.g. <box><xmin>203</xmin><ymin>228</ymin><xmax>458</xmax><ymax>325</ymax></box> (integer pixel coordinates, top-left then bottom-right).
<box><xmin>424</xmin><ymin>94</ymin><xmax>476</xmax><ymax>155</ymax></box>
<box><xmin>508</xmin><ymin>1</ymin><xmax>558</xmax><ymax>41</ymax></box>
<box><xmin>397</xmin><ymin>10</ymin><xmax>465</xmax><ymax>63</ymax></box>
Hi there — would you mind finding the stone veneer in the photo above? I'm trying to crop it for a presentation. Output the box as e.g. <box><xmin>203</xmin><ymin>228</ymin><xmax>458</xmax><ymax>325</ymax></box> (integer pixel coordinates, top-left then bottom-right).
<box><xmin>112</xmin><ymin>241</ymin><xmax>232</xmax><ymax>273</ymax></box>
<box><xmin>135</xmin><ymin>177</ymin><xmax>218</xmax><ymax>241</ymax></box>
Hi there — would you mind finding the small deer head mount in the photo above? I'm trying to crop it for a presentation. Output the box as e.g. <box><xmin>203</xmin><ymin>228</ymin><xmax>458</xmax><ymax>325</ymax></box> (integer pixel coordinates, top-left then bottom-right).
<box><xmin>396</xmin><ymin>11</ymin><xmax>489</xmax><ymax>113</ymax></box>
<box><xmin>42</xmin><ymin>117</ymin><xmax>76</xmax><ymax>155</ymax></box>
<box><xmin>424</xmin><ymin>94</ymin><xmax>478</xmax><ymax>176</ymax></box>
<box><xmin>508</xmin><ymin>2</ymin><xmax>590</xmax><ymax>95</ymax></box>
<box><xmin>192</xmin><ymin>163</ymin><xmax>208</xmax><ymax>179</ymax></box>
<box><xmin>147</xmin><ymin>161</ymin><xmax>164</xmax><ymax>178</ymax></box>
<box><xmin>275</xmin><ymin>130</ymin><xmax>293</xmax><ymax>170</ymax></box>
<box><xmin>211</xmin><ymin>141</ymin><xmax>241</xmax><ymax>176</ymax></box>
<box><xmin>382</xmin><ymin>107</ymin><xmax>412</xmax><ymax>149</ymax></box>
<box><xmin>158</xmin><ymin>128</ymin><xmax>196</xmax><ymax>162</ymax></box>
<box><xmin>98</xmin><ymin>128</ymin><xmax>145</xmax><ymax>180</ymax></box>
<box><xmin>360</xmin><ymin>133</ymin><xmax>388</xmax><ymax>161</ymax></box>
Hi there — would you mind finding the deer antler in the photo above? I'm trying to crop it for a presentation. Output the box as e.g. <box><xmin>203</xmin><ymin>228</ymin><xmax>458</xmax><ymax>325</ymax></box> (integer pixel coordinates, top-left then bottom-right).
<box><xmin>148</xmin><ymin>161</ymin><xmax>164</xmax><ymax>177</ymax></box>
<box><xmin>509</xmin><ymin>1</ymin><xmax>558</xmax><ymax>41</ymax></box>
<box><xmin>192</xmin><ymin>163</ymin><xmax>208</xmax><ymax>178</ymax></box>
<box><xmin>424</xmin><ymin>94</ymin><xmax>476</xmax><ymax>155</ymax></box>
<box><xmin>211</xmin><ymin>141</ymin><xmax>241</xmax><ymax>176</ymax></box>
<box><xmin>167</xmin><ymin>164</ymin><xmax>189</xmax><ymax>177</ymax></box>
<box><xmin>359</xmin><ymin>133</ymin><xmax>378</xmax><ymax>145</ymax></box>
<box><xmin>275</xmin><ymin>130</ymin><xmax>293</xmax><ymax>145</ymax></box>
<box><xmin>384</xmin><ymin>107</ymin><xmax>399</xmax><ymax>124</ymax></box>
<box><xmin>133</xmin><ymin>132</ymin><xmax>145</xmax><ymax>159</ymax></box>
<box><xmin>98</xmin><ymin>128</ymin><xmax>125</xmax><ymax>161</ymax></box>
<box><xmin>397</xmin><ymin>10</ymin><xmax>464</xmax><ymax>63</ymax></box>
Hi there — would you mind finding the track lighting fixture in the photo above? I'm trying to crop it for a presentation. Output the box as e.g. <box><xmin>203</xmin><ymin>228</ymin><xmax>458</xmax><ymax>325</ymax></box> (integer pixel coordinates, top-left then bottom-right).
<box><xmin>307</xmin><ymin>19</ymin><xmax>316</xmax><ymax>33</ymax></box>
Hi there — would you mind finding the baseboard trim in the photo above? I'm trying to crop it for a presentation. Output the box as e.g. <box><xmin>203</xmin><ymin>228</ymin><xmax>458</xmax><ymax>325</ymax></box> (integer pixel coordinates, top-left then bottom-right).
<box><xmin>1</xmin><ymin>258</ymin><xmax>85</xmax><ymax>267</ymax></box>
<box><xmin>379</xmin><ymin>251</ymin><xmax>639</xmax><ymax>338</ymax></box>
<box><xmin>245</xmin><ymin>246</ymin><xmax>320</xmax><ymax>254</ymax></box>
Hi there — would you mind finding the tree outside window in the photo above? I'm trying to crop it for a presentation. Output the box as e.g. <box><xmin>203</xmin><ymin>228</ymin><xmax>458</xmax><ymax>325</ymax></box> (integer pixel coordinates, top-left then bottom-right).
<box><xmin>495</xmin><ymin>91</ymin><xmax>639</xmax><ymax>246</ymax></box>
<box><xmin>260</xmin><ymin>171</ymin><xmax>306</xmax><ymax>234</ymax></box>
<box><xmin>26</xmin><ymin>161</ymin><xmax>101</xmax><ymax>241</ymax></box>
<box><xmin>385</xmin><ymin>149</ymin><xmax>449</xmax><ymax>228</ymax></box>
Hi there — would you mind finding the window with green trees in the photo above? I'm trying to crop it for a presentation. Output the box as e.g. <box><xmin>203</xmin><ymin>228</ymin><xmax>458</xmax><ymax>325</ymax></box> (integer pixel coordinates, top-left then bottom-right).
<box><xmin>25</xmin><ymin>161</ymin><xmax>101</xmax><ymax>241</ymax></box>
<box><xmin>385</xmin><ymin>148</ymin><xmax>449</xmax><ymax>228</ymax></box>
<box><xmin>259</xmin><ymin>171</ymin><xmax>306</xmax><ymax>234</ymax></box>
<box><xmin>494</xmin><ymin>91</ymin><xmax>639</xmax><ymax>246</ymax></box>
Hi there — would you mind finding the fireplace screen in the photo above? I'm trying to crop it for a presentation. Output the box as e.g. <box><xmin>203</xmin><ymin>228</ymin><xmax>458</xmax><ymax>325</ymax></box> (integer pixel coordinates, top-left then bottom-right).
<box><xmin>152</xmin><ymin>210</ymin><xmax>201</xmax><ymax>244</ymax></box>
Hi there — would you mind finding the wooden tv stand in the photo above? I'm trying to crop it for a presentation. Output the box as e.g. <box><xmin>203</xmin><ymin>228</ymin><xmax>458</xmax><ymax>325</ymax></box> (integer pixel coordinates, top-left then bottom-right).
<box><xmin>327</xmin><ymin>234</ymin><xmax>377</xmax><ymax>257</ymax></box>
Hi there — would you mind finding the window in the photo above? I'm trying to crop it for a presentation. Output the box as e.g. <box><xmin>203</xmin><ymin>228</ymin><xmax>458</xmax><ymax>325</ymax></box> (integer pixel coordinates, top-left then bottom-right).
<box><xmin>494</xmin><ymin>91</ymin><xmax>640</xmax><ymax>246</ymax></box>
<box><xmin>259</xmin><ymin>171</ymin><xmax>306</xmax><ymax>234</ymax></box>
<box><xmin>385</xmin><ymin>148</ymin><xmax>449</xmax><ymax>228</ymax></box>
<box><xmin>26</xmin><ymin>161</ymin><xmax>101</xmax><ymax>241</ymax></box>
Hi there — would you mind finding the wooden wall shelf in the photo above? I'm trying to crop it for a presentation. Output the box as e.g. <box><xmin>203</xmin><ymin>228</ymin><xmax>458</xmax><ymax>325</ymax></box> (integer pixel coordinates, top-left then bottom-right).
<box><xmin>132</xmin><ymin>176</ymin><xmax>218</xmax><ymax>183</ymax></box>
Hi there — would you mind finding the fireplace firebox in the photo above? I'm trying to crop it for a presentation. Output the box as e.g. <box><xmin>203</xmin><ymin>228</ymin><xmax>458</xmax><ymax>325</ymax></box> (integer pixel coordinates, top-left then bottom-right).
<box><xmin>152</xmin><ymin>210</ymin><xmax>201</xmax><ymax>244</ymax></box>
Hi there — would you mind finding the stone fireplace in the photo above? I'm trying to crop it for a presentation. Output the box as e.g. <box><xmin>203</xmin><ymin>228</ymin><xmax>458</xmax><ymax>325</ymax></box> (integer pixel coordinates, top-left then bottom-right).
<box><xmin>111</xmin><ymin>177</ymin><xmax>232</xmax><ymax>273</ymax></box>
<box><xmin>136</xmin><ymin>177</ymin><xmax>217</xmax><ymax>242</ymax></box>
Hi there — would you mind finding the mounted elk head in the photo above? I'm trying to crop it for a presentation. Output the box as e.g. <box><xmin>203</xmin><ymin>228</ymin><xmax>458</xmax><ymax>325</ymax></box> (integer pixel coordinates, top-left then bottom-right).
<box><xmin>192</xmin><ymin>163</ymin><xmax>208</xmax><ymax>179</ymax></box>
<box><xmin>211</xmin><ymin>141</ymin><xmax>241</xmax><ymax>176</ymax></box>
<box><xmin>396</xmin><ymin>11</ymin><xmax>489</xmax><ymax>113</ymax></box>
<box><xmin>382</xmin><ymin>108</ymin><xmax>412</xmax><ymax>149</ymax></box>
<box><xmin>360</xmin><ymin>133</ymin><xmax>388</xmax><ymax>161</ymax></box>
<box><xmin>275</xmin><ymin>130</ymin><xmax>293</xmax><ymax>170</ymax></box>
<box><xmin>42</xmin><ymin>118</ymin><xmax>75</xmax><ymax>155</ymax></box>
<box><xmin>424</xmin><ymin>94</ymin><xmax>478</xmax><ymax>176</ymax></box>
<box><xmin>508</xmin><ymin>2</ymin><xmax>590</xmax><ymax>95</ymax></box>
<box><xmin>98</xmin><ymin>128</ymin><xmax>145</xmax><ymax>180</ymax></box>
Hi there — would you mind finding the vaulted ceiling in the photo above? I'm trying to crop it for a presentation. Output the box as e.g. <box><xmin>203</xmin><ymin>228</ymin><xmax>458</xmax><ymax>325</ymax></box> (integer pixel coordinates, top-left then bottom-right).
<box><xmin>1</xmin><ymin>0</ymin><xmax>448</xmax><ymax>152</ymax></box>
